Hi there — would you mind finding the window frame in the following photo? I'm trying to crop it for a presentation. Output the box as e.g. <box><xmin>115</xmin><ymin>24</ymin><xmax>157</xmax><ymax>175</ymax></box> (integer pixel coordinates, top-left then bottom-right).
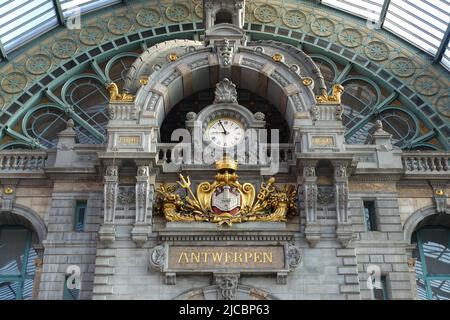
<box><xmin>363</xmin><ymin>200</ymin><xmax>378</xmax><ymax>232</ymax></box>
<box><xmin>74</xmin><ymin>200</ymin><xmax>88</xmax><ymax>232</ymax></box>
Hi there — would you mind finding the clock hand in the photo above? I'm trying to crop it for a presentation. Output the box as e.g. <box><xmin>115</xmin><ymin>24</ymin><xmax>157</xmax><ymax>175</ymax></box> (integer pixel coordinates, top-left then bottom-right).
<box><xmin>218</xmin><ymin>120</ymin><xmax>228</xmax><ymax>134</ymax></box>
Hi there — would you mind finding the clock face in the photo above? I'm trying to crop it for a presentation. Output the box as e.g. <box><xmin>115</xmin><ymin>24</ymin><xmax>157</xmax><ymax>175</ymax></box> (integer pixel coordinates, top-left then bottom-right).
<box><xmin>206</xmin><ymin>118</ymin><xmax>245</xmax><ymax>148</ymax></box>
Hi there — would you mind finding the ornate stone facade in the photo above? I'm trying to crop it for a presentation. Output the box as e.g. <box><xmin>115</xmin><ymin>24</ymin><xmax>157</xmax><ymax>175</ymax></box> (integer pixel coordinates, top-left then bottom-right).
<box><xmin>0</xmin><ymin>0</ymin><xmax>449</xmax><ymax>301</ymax></box>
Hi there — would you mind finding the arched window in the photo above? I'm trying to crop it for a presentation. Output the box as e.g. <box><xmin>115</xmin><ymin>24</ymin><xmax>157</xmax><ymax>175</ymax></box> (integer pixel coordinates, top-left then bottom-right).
<box><xmin>413</xmin><ymin>227</ymin><xmax>450</xmax><ymax>300</ymax></box>
<box><xmin>0</xmin><ymin>226</ymin><xmax>37</xmax><ymax>300</ymax></box>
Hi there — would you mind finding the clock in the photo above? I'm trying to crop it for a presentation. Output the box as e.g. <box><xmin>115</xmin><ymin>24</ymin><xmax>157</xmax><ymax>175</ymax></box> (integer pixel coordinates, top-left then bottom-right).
<box><xmin>206</xmin><ymin>117</ymin><xmax>245</xmax><ymax>148</ymax></box>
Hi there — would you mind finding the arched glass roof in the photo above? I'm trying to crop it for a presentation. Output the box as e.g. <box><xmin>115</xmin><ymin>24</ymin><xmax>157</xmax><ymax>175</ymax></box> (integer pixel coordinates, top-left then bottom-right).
<box><xmin>0</xmin><ymin>0</ymin><xmax>449</xmax><ymax>71</ymax></box>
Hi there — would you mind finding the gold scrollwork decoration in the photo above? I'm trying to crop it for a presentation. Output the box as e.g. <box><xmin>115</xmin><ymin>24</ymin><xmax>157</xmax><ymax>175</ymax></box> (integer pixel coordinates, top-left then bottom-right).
<box><xmin>156</xmin><ymin>157</ymin><xmax>298</xmax><ymax>226</ymax></box>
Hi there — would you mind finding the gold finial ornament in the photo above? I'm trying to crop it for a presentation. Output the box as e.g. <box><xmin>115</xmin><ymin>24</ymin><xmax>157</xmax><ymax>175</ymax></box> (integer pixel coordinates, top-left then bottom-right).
<box><xmin>4</xmin><ymin>187</ymin><xmax>14</xmax><ymax>194</ymax></box>
<box><xmin>106</xmin><ymin>82</ymin><xmax>134</xmax><ymax>103</ymax></box>
<box><xmin>272</xmin><ymin>53</ymin><xmax>284</xmax><ymax>62</ymax></box>
<box><xmin>435</xmin><ymin>189</ymin><xmax>445</xmax><ymax>196</ymax></box>
<box><xmin>316</xmin><ymin>84</ymin><xmax>344</xmax><ymax>104</ymax></box>
<box><xmin>168</xmin><ymin>53</ymin><xmax>178</xmax><ymax>61</ymax></box>
<box><xmin>155</xmin><ymin>157</ymin><xmax>298</xmax><ymax>226</ymax></box>
<box><xmin>302</xmin><ymin>77</ymin><xmax>313</xmax><ymax>86</ymax></box>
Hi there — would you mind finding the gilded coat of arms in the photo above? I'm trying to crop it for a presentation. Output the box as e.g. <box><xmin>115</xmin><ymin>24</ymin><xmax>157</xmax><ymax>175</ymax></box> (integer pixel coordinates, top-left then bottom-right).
<box><xmin>155</xmin><ymin>157</ymin><xmax>298</xmax><ymax>226</ymax></box>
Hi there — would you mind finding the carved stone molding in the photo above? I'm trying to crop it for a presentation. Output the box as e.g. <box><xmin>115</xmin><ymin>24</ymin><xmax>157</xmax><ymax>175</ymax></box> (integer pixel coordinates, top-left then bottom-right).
<box><xmin>335</xmin><ymin>182</ymin><xmax>349</xmax><ymax>224</ymax></box>
<box><xmin>430</xmin><ymin>182</ymin><xmax>448</xmax><ymax>214</ymax></box>
<box><xmin>213</xmin><ymin>78</ymin><xmax>238</xmax><ymax>104</ymax></box>
<box><xmin>100</xmin><ymin>165</ymin><xmax>119</xmax><ymax>246</ymax></box>
<box><xmin>317</xmin><ymin>186</ymin><xmax>335</xmax><ymax>205</ymax></box>
<box><xmin>336</xmin><ymin>223</ymin><xmax>355</xmax><ymax>248</ymax></box>
<box><xmin>304</xmin><ymin>223</ymin><xmax>321</xmax><ymax>248</ymax></box>
<box><xmin>286</xmin><ymin>244</ymin><xmax>302</xmax><ymax>270</ymax></box>
<box><xmin>214</xmin><ymin>273</ymin><xmax>240</xmax><ymax>300</ymax></box>
<box><xmin>149</xmin><ymin>244</ymin><xmax>166</xmax><ymax>272</ymax></box>
<box><xmin>132</xmin><ymin>166</ymin><xmax>154</xmax><ymax>246</ymax></box>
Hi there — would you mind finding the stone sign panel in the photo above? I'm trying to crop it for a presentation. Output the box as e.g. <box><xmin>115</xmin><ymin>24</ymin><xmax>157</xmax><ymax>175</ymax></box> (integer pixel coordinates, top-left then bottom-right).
<box><xmin>149</xmin><ymin>244</ymin><xmax>302</xmax><ymax>284</ymax></box>
<box><xmin>168</xmin><ymin>246</ymin><xmax>285</xmax><ymax>271</ymax></box>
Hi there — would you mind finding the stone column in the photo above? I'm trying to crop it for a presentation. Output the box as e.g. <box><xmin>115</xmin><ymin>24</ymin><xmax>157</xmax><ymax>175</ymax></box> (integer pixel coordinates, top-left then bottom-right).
<box><xmin>302</xmin><ymin>161</ymin><xmax>320</xmax><ymax>247</ymax></box>
<box><xmin>131</xmin><ymin>164</ymin><xmax>153</xmax><ymax>246</ymax></box>
<box><xmin>98</xmin><ymin>165</ymin><xmax>118</xmax><ymax>246</ymax></box>
<box><xmin>333</xmin><ymin>162</ymin><xmax>354</xmax><ymax>248</ymax></box>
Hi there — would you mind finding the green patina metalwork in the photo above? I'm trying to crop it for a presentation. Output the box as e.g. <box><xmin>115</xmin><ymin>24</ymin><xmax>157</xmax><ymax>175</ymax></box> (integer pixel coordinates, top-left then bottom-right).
<box><xmin>0</xmin><ymin>0</ymin><xmax>448</xmax><ymax>150</ymax></box>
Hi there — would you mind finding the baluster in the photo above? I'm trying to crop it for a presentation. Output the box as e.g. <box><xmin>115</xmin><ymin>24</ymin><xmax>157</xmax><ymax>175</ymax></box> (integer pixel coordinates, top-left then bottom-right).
<box><xmin>5</xmin><ymin>156</ymin><xmax>11</xmax><ymax>169</ymax></box>
<box><xmin>415</xmin><ymin>157</ymin><xmax>421</xmax><ymax>171</ymax></box>
<box><xmin>0</xmin><ymin>156</ymin><xmax>4</xmax><ymax>169</ymax></box>
<box><xmin>18</xmin><ymin>156</ymin><xmax>24</xmax><ymax>170</ymax></box>
<box><xmin>442</xmin><ymin>157</ymin><xmax>448</xmax><ymax>171</ymax></box>
<box><xmin>421</xmin><ymin>157</ymin><xmax>428</xmax><ymax>171</ymax></box>
<box><xmin>429</xmin><ymin>156</ymin><xmax>436</xmax><ymax>171</ymax></box>
<box><xmin>12</xmin><ymin>156</ymin><xmax>18</xmax><ymax>169</ymax></box>
<box><xmin>435</xmin><ymin>157</ymin><xmax>442</xmax><ymax>171</ymax></box>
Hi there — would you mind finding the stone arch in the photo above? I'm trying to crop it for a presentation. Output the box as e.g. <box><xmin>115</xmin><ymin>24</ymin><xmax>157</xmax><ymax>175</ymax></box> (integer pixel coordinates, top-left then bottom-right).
<box><xmin>0</xmin><ymin>203</ymin><xmax>47</xmax><ymax>244</ymax></box>
<box><xmin>134</xmin><ymin>40</ymin><xmax>321</xmax><ymax>131</ymax></box>
<box><xmin>403</xmin><ymin>205</ymin><xmax>442</xmax><ymax>243</ymax></box>
<box><xmin>173</xmin><ymin>284</ymin><xmax>279</xmax><ymax>300</ymax></box>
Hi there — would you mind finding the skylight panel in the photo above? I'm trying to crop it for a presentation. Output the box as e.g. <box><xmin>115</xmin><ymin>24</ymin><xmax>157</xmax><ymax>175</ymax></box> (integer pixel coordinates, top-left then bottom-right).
<box><xmin>442</xmin><ymin>44</ymin><xmax>450</xmax><ymax>72</ymax></box>
<box><xmin>321</xmin><ymin>0</ymin><xmax>385</xmax><ymax>22</ymax></box>
<box><xmin>384</xmin><ymin>0</ymin><xmax>450</xmax><ymax>56</ymax></box>
<box><xmin>59</xmin><ymin>0</ymin><xmax>121</xmax><ymax>18</ymax></box>
<box><xmin>0</xmin><ymin>0</ymin><xmax>58</xmax><ymax>52</ymax></box>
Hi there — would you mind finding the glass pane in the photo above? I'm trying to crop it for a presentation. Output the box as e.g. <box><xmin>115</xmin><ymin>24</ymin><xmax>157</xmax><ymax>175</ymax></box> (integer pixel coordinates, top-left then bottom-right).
<box><xmin>0</xmin><ymin>0</ymin><xmax>58</xmax><ymax>52</ymax></box>
<box><xmin>421</xmin><ymin>229</ymin><xmax>450</xmax><ymax>275</ymax></box>
<box><xmin>416</xmin><ymin>278</ymin><xmax>427</xmax><ymax>300</ymax></box>
<box><xmin>384</xmin><ymin>0</ymin><xmax>450</xmax><ymax>56</ymax></box>
<box><xmin>64</xmin><ymin>77</ymin><xmax>109</xmax><ymax>140</ymax></box>
<box><xmin>59</xmin><ymin>0</ymin><xmax>120</xmax><ymax>17</ymax></box>
<box><xmin>0</xmin><ymin>228</ymin><xmax>28</xmax><ymax>275</ymax></box>
<box><xmin>430</xmin><ymin>280</ymin><xmax>450</xmax><ymax>300</ymax></box>
<box><xmin>26</xmin><ymin>247</ymin><xmax>37</xmax><ymax>276</ymax></box>
<box><xmin>21</xmin><ymin>279</ymin><xmax>34</xmax><ymax>300</ymax></box>
<box><xmin>0</xmin><ymin>280</ymin><xmax>19</xmax><ymax>300</ymax></box>
<box><xmin>322</xmin><ymin>0</ymin><xmax>384</xmax><ymax>21</ymax></box>
<box><xmin>442</xmin><ymin>44</ymin><xmax>450</xmax><ymax>72</ymax></box>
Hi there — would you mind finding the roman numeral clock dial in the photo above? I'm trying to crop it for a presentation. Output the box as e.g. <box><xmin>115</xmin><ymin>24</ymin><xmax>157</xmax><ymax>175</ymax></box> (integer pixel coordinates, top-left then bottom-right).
<box><xmin>206</xmin><ymin>118</ymin><xmax>245</xmax><ymax>148</ymax></box>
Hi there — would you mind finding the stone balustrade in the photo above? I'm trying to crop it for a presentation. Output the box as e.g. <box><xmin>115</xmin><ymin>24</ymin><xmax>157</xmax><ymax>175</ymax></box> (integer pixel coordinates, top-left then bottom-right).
<box><xmin>156</xmin><ymin>143</ymin><xmax>295</xmax><ymax>165</ymax></box>
<box><xmin>0</xmin><ymin>150</ymin><xmax>47</xmax><ymax>171</ymax></box>
<box><xmin>402</xmin><ymin>152</ymin><xmax>449</xmax><ymax>173</ymax></box>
